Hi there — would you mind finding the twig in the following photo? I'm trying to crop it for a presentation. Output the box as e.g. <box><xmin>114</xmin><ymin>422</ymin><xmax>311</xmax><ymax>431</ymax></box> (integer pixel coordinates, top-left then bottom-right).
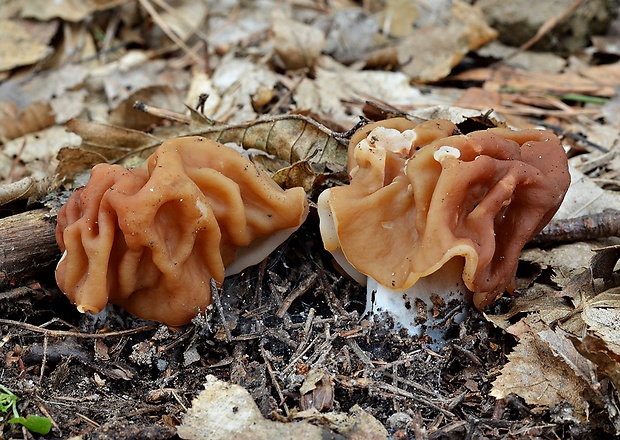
<box><xmin>281</xmin><ymin>335</ymin><xmax>321</xmax><ymax>375</ymax></box>
<box><xmin>136</xmin><ymin>0</ymin><xmax>203</xmax><ymax>65</ymax></box>
<box><xmin>100</xmin><ymin>8</ymin><xmax>121</xmax><ymax>62</ymax></box>
<box><xmin>7</xmin><ymin>139</ymin><xmax>27</xmax><ymax>183</ymax></box>
<box><xmin>345</xmin><ymin>339</ymin><xmax>374</xmax><ymax>368</ymax></box>
<box><xmin>276</xmin><ymin>273</ymin><xmax>319</xmax><ymax>317</ymax></box>
<box><xmin>259</xmin><ymin>344</ymin><xmax>289</xmax><ymax>416</ymax></box>
<box><xmin>378</xmin><ymin>382</ymin><xmax>456</xmax><ymax>418</ymax></box>
<box><xmin>76</xmin><ymin>412</ymin><xmax>100</xmax><ymax>428</ymax></box>
<box><xmin>301</xmin><ymin>329</ymin><xmax>337</xmax><ymax>368</ymax></box>
<box><xmin>316</xmin><ymin>263</ymin><xmax>348</xmax><ymax>316</ymax></box>
<box><xmin>0</xmin><ymin>319</ymin><xmax>156</xmax><ymax>339</ymax></box>
<box><xmin>530</xmin><ymin>210</ymin><xmax>620</xmax><ymax>245</ymax></box>
<box><xmin>133</xmin><ymin>100</ymin><xmax>191</xmax><ymax>124</ymax></box>
<box><xmin>34</xmin><ymin>397</ymin><xmax>60</xmax><ymax>436</ymax></box>
<box><xmin>254</xmin><ymin>258</ymin><xmax>268</xmax><ymax>309</ymax></box>
<box><xmin>210</xmin><ymin>278</ymin><xmax>232</xmax><ymax>343</ymax></box>
<box><xmin>289</xmin><ymin>308</ymin><xmax>315</xmax><ymax>360</ymax></box>
<box><xmin>501</xmin><ymin>0</ymin><xmax>584</xmax><ymax>62</ymax></box>
<box><xmin>535</xmin><ymin>121</ymin><xmax>609</xmax><ymax>153</ymax></box>
<box><xmin>380</xmin><ymin>371</ymin><xmax>441</xmax><ymax>398</ymax></box>
<box><xmin>449</xmin><ymin>344</ymin><xmax>483</xmax><ymax>367</ymax></box>
<box><xmin>39</xmin><ymin>334</ymin><xmax>48</xmax><ymax>383</ymax></box>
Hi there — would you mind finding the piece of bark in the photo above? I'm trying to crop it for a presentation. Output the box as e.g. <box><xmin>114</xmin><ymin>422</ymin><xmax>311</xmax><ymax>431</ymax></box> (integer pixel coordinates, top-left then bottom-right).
<box><xmin>0</xmin><ymin>208</ymin><xmax>59</xmax><ymax>288</ymax></box>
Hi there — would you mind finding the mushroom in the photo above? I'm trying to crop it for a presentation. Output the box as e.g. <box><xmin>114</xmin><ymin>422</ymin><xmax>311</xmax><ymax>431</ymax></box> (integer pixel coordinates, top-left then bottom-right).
<box><xmin>318</xmin><ymin>118</ymin><xmax>570</xmax><ymax>343</ymax></box>
<box><xmin>55</xmin><ymin>136</ymin><xmax>309</xmax><ymax>325</ymax></box>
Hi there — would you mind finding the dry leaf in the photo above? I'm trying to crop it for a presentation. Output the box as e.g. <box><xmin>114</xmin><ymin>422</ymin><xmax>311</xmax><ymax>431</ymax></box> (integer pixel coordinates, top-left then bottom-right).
<box><xmin>195</xmin><ymin>114</ymin><xmax>348</xmax><ymax>167</ymax></box>
<box><xmin>0</xmin><ymin>101</ymin><xmax>55</xmax><ymax>141</ymax></box>
<box><xmin>272</xmin><ymin>160</ymin><xmax>316</xmax><ymax>192</ymax></box>
<box><xmin>54</xmin><ymin>147</ymin><xmax>107</xmax><ymax>184</ymax></box>
<box><xmin>272</xmin><ymin>11</ymin><xmax>325</xmax><ymax>70</ymax></box>
<box><xmin>157</xmin><ymin>0</ymin><xmax>209</xmax><ymax>42</ymax></box>
<box><xmin>294</xmin><ymin>67</ymin><xmax>438</xmax><ymax>127</ymax></box>
<box><xmin>396</xmin><ymin>0</ymin><xmax>497</xmax><ymax>82</ymax></box>
<box><xmin>294</xmin><ymin>405</ymin><xmax>389</xmax><ymax>440</ymax></box>
<box><xmin>108</xmin><ymin>85</ymin><xmax>185</xmax><ymax>130</ymax></box>
<box><xmin>65</xmin><ymin>119</ymin><xmax>161</xmax><ymax>164</ymax></box>
<box><xmin>379</xmin><ymin>0</ymin><xmax>419</xmax><ymax>38</ymax></box>
<box><xmin>1</xmin><ymin>126</ymin><xmax>82</xmax><ymax>181</ymax></box>
<box><xmin>556</xmin><ymin>167</ymin><xmax>620</xmax><ymax>219</ymax></box>
<box><xmin>490</xmin><ymin>332</ymin><xmax>592</xmax><ymax>421</ymax></box>
<box><xmin>178</xmin><ymin>375</ymin><xmax>338</xmax><ymax>440</ymax></box>
<box><xmin>0</xmin><ymin>19</ymin><xmax>53</xmax><ymax>71</ymax></box>
<box><xmin>209</xmin><ymin>55</ymin><xmax>281</xmax><ymax>124</ymax></box>
<box><xmin>18</xmin><ymin>0</ymin><xmax>126</xmax><ymax>22</ymax></box>
<box><xmin>299</xmin><ymin>369</ymin><xmax>334</xmax><ymax>412</ymax></box>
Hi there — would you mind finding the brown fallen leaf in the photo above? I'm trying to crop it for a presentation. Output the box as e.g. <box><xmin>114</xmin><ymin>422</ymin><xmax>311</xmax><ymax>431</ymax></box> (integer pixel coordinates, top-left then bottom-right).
<box><xmin>396</xmin><ymin>0</ymin><xmax>497</xmax><ymax>82</ymax></box>
<box><xmin>0</xmin><ymin>101</ymin><xmax>55</xmax><ymax>141</ymax></box>
<box><xmin>272</xmin><ymin>160</ymin><xmax>316</xmax><ymax>192</ymax></box>
<box><xmin>65</xmin><ymin>118</ymin><xmax>161</xmax><ymax>162</ymax></box>
<box><xmin>299</xmin><ymin>368</ymin><xmax>334</xmax><ymax>412</ymax></box>
<box><xmin>490</xmin><ymin>331</ymin><xmax>592</xmax><ymax>421</ymax></box>
<box><xmin>18</xmin><ymin>0</ymin><xmax>126</xmax><ymax>22</ymax></box>
<box><xmin>0</xmin><ymin>19</ymin><xmax>53</xmax><ymax>71</ymax></box>
<box><xmin>108</xmin><ymin>85</ymin><xmax>186</xmax><ymax>131</ymax></box>
<box><xmin>188</xmin><ymin>114</ymin><xmax>348</xmax><ymax>167</ymax></box>
<box><xmin>272</xmin><ymin>10</ymin><xmax>325</xmax><ymax>70</ymax></box>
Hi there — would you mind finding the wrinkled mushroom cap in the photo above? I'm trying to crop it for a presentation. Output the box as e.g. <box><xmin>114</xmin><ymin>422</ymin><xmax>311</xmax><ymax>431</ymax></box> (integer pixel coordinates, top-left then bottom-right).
<box><xmin>56</xmin><ymin>136</ymin><xmax>308</xmax><ymax>325</ymax></box>
<box><xmin>319</xmin><ymin>119</ymin><xmax>570</xmax><ymax>310</ymax></box>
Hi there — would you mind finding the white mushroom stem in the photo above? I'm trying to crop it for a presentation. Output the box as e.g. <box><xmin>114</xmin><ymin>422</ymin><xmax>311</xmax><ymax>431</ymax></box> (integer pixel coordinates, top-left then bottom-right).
<box><xmin>364</xmin><ymin>258</ymin><xmax>471</xmax><ymax>346</ymax></box>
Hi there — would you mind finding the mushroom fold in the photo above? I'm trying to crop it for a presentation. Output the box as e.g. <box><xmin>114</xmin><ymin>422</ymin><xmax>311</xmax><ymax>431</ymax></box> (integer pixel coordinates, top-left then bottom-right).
<box><xmin>319</xmin><ymin>117</ymin><xmax>570</xmax><ymax>317</ymax></box>
<box><xmin>56</xmin><ymin>137</ymin><xmax>309</xmax><ymax>325</ymax></box>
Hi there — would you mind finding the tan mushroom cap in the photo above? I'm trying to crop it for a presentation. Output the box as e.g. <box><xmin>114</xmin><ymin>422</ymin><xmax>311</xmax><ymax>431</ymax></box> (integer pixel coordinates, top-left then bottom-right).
<box><xmin>56</xmin><ymin>136</ymin><xmax>308</xmax><ymax>325</ymax></box>
<box><xmin>321</xmin><ymin>119</ymin><xmax>570</xmax><ymax>310</ymax></box>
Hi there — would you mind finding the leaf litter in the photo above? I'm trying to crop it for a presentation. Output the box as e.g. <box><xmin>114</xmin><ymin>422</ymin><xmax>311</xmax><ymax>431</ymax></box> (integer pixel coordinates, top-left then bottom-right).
<box><xmin>1</xmin><ymin>0</ymin><xmax>620</xmax><ymax>439</ymax></box>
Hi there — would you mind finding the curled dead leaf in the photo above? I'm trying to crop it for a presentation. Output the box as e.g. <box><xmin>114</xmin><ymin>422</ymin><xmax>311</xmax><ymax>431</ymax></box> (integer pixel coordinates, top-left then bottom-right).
<box><xmin>299</xmin><ymin>369</ymin><xmax>334</xmax><ymax>412</ymax></box>
<box><xmin>0</xmin><ymin>101</ymin><xmax>55</xmax><ymax>141</ymax></box>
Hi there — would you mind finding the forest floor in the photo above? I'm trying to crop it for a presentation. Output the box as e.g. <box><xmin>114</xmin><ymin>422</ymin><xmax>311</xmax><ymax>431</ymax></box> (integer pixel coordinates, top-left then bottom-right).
<box><xmin>1</xmin><ymin>1</ymin><xmax>620</xmax><ymax>439</ymax></box>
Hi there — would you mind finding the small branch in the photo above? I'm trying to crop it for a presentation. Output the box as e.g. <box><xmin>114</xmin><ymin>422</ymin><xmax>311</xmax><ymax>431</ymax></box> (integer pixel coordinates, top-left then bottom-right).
<box><xmin>0</xmin><ymin>319</ymin><xmax>156</xmax><ymax>339</ymax></box>
<box><xmin>501</xmin><ymin>0</ymin><xmax>583</xmax><ymax>62</ymax></box>
<box><xmin>0</xmin><ymin>208</ymin><xmax>59</xmax><ymax>289</ymax></box>
<box><xmin>133</xmin><ymin>100</ymin><xmax>191</xmax><ymax>124</ymax></box>
<box><xmin>531</xmin><ymin>210</ymin><xmax>620</xmax><ymax>245</ymax></box>
<box><xmin>210</xmin><ymin>278</ymin><xmax>232</xmax><ymax>343</ymax></box>
<box><xmin>259</xmin><ymin>344</ymin><xmax>289</xmax><ymax>416</ymax></box>
<box><xmin>276</xmin><ymin>273</ymin><xmax>318</xmax><ymax>317</ymax></box>
<box><xmin>137</xmin><ymin>0</ymin><xmax>203</xmax><ymax>66</ymax></box>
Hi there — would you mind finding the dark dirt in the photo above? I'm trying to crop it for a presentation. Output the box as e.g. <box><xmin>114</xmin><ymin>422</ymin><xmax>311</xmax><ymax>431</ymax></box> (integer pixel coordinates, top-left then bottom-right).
<box><xmin>0</xmin><ymin>217</ymin><xmax>613</xmax><ymax>440</ymax></box>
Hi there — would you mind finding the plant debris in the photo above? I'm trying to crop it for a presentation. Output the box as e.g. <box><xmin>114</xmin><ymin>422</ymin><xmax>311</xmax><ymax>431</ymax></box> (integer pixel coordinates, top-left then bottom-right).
<box><xmin>1</xmin><ymin>0</ymin><xmax>620</xmax><ymax>439</ymax></box>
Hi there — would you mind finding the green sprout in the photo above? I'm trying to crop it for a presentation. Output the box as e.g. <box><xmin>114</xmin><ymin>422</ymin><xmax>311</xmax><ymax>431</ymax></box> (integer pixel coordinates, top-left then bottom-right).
<box><xmin>0</xmin><ymin>384</ymin><xmax>51</xmax><ymax>435</ymax></box>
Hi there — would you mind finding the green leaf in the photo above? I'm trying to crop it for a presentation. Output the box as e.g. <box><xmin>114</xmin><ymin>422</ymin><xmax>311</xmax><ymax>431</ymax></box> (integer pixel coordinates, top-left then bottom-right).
<box><xmin>8</xmin><ymin>415</ymin><xmax>52</xmax><ymax>435</ymax></box>
<box><xmin>0</xmin><ymin>392</ymin><xmax>18</xmax><ymax>413</ymax></box>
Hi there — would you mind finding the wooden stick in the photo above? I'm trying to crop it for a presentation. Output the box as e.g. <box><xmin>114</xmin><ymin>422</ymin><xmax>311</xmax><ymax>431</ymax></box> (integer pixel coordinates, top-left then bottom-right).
<box><xmin>0</xmin><ymin>208</ymin><xmax>59</xmax><ymax>289</ymax></box>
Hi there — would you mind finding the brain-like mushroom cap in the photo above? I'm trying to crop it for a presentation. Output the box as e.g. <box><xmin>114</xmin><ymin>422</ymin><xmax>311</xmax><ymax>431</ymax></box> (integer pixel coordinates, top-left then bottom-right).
<box><xmin>56</xmin><ymin>137</ymin><xmax>308</xmax><ymax>325</ymax></box>
<box><xmin>319</xmin><ymin>118</ymin><xmax>570</xmax><ymax>310</ymax></box>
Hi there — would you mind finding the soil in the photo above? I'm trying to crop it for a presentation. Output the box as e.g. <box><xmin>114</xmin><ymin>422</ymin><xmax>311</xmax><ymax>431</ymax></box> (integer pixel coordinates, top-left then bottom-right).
<box><xmin>0</xmin><ymin>217</ymin><xmax>611</xmax><ymax>440</ymax></box>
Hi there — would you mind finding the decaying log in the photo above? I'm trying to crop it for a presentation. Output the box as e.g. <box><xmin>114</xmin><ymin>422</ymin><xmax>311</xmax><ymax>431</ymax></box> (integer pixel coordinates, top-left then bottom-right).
<box><xmin>0</xmin><ymin>208</ymin><xmax>59</xmax><ymax>288</ymax></box>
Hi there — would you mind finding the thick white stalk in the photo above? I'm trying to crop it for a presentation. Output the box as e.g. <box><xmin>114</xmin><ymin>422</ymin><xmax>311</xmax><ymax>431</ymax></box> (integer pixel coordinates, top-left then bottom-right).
<box><xmin>364</xmin><ymin>258</ymin><xmax>471</xmax><ymax>347</ymax></box>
